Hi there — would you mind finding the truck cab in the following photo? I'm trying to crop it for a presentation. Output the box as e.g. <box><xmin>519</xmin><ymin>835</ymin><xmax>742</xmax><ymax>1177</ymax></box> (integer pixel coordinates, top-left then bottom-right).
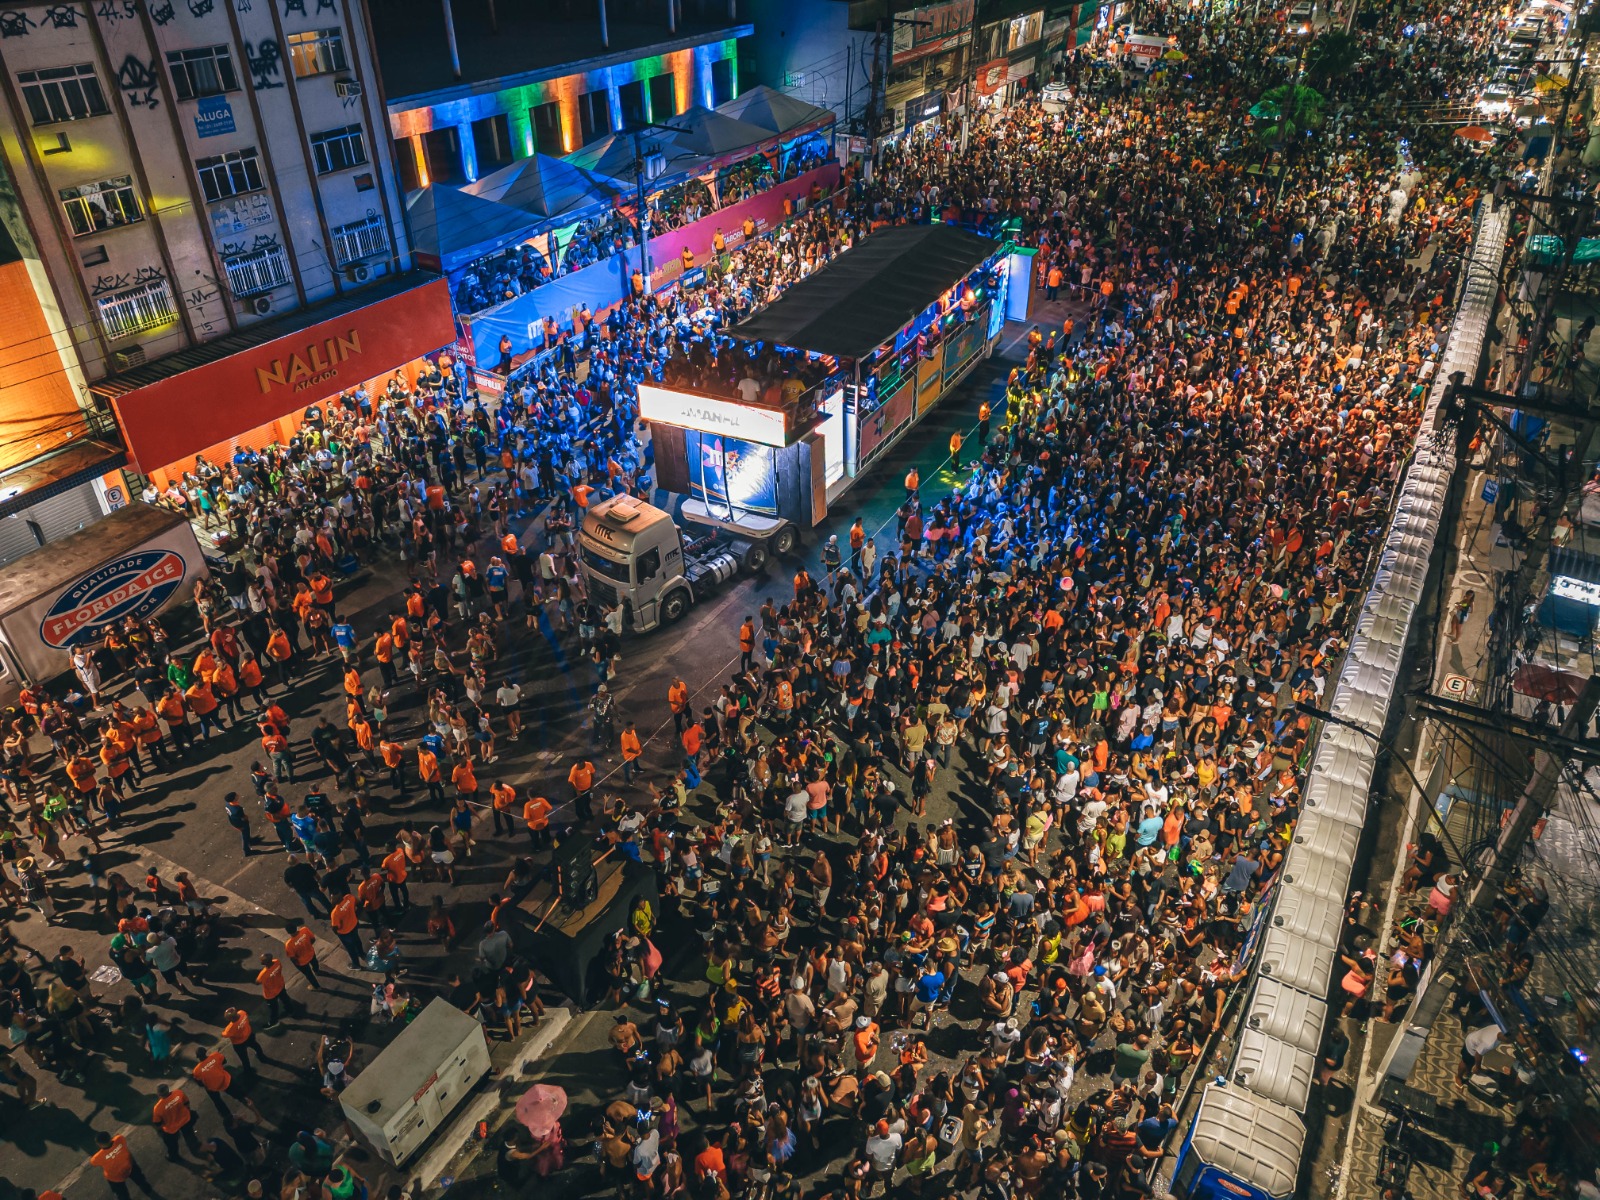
<box><xmin>580</xmin><ymin>494</ymin><xmax>774</xmax><ymax>633</ymax></box>
<box><xmin>579</xmin><ymin>495</ymin><xmax>690</xmax><ymax>633</ymax></box>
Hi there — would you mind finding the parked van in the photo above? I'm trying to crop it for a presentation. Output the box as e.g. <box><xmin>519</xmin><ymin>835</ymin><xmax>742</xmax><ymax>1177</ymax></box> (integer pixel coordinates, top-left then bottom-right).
<box><xmin>1118</xmin><ymin>32</ymin><xmax>1175</xmax><ymax>70</ymax></box>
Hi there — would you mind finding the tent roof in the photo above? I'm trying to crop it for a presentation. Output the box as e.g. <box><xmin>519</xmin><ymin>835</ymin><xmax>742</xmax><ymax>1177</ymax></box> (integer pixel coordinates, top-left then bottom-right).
<box><xmin>464</xmin><ymin>153</ymin><xmax>625</xmax><ymax>218</ymax></box>
<box><xmin>716</xmin><ymin>85</ymin><xmax>835</xmax><ymax>137</ymax></box>
<box><xmin>729</xmin><ymin>225</ymin><xmax>1002</xmax><ymax>360</ymax></box>
<box><xmin>664</xmin><ymin>104</ymin><xmax>779</xmax><ymax>155</ymax></box>
<box><xmin>405</xmin><ymin>185</ymin><xmax>539</xmax><ymax>273</ymax></box>
<box><xmin>563</xmin><ymin>132</ymin><xmax>702</xmax><ymax>183</ymax></box>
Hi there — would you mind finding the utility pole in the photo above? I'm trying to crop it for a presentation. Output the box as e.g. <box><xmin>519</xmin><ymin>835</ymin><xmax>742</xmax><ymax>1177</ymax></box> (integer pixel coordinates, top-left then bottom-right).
<box><xmin>1467</xmin><ymin>675</ymin><xmax>1600</xmax><ymax>912</ymax></box>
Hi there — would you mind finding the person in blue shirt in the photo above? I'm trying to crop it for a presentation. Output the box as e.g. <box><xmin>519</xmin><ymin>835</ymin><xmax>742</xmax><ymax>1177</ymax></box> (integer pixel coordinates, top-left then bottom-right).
<box><xmin>486</xmin><ymin>557</ymin><xmax>510</xmax><ymax>619</ymax></box>
<box><xmin>331</xmin><ymin>614</ymin><xmax>357</xmax><ymax>661</ymax></box>
<box><xmin>1134</xmin><ymin>805</ymin><xmax>1165</xmax><ymax>849</ymax></box>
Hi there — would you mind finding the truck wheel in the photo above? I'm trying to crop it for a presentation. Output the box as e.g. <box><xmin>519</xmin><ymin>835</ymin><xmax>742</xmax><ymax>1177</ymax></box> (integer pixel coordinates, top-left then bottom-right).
<box><xmin>742</xmin><ymin>544</ymin><xmax>769</xmax><ymax>575</ymax></box>
<box><xmin>661</xmin><ymin>589</ymin><xmax>690</xmax><ymax>625</ymax></box>
<box><xmin>772</xmin><ymin>526</ymin><xmax>798</xmax><ymax>556</ymax></box>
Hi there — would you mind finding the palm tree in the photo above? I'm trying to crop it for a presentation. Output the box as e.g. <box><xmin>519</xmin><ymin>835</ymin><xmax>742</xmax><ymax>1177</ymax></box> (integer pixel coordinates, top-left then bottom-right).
<box><xmin>1255</xmin><ymin>82</ymin><xmax>1326</xmax><ymax>144</ymax></box>
<box><xmin>1305</xmin><ymin>30</ymin><xmax>1361</xmax><ymax>90</ymax></box>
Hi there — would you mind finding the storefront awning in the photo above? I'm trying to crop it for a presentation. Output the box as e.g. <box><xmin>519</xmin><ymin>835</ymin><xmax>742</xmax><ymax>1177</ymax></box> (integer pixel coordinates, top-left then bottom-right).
<box><xmin>729</xmin><ymin>225</ymin><xmax>1001</xmax><ymax>360</ymax></box>
<box><xmin>91</xmin><ymin>272</ymin><xmax>456</xmax><ymax>474</ymax></box>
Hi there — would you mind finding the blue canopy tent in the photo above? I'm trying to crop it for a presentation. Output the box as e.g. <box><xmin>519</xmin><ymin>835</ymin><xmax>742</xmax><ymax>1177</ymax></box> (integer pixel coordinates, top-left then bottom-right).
<box><xmin>465</xmin><ymin>153</ymin><xmax>627</xmax><ymax>219</ymax></box>
<box><xmin>405</xmin><ymin>184</ymin><xmax>541</xmax><ymax>274</ymax></box>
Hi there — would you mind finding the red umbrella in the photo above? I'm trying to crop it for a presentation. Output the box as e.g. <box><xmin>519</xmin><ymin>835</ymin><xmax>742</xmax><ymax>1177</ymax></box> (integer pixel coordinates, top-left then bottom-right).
<box><xmin>1513</xmin><ymin>663</ymin><xmax>1586</xmax><ymax>704</ymax></box>
<box><xmin>1455</xmin><ymin>125</ymin><xmax>1494</xmax><ymax>142</ymax></box>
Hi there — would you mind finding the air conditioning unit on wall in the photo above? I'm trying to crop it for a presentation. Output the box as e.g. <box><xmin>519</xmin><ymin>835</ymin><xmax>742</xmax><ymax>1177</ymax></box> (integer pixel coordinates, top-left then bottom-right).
<box><xmin>249</xmin><ymin>294</ymin><xmax>272</xmax><ymax>315</ymax></box>
<box><xmin>335</xmin><ymin>78</ymin><xmax>362</xmax><ymax>99</ymax></box>
<box><xmin>345</xmin><ymin>262</ymin><xmax>371</xmax><ymax>283</ymax></box>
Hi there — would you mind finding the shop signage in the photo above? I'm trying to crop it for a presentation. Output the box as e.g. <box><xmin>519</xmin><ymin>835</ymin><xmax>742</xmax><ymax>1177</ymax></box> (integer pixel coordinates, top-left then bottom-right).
<box><xmin>194</xmin><ymin>95</ymin><xmax>236</xmax><ymax>138</ymax></box>
<box><xmin>638</xmin><ymin>383</ymin><xmax>788</xmax><ymax>447</ymax></box>
<box><xmin>109</xmin><ymin>276</ymin><xmax>456</xmax><ymax>472</ymax></box>
<box><xmin>904</xmin><ymin>91</ymin><xmax>944</xmax><ymax>130</ymax></box>
<box><xmin>891</xmin><ymin>0</ymin><xmax>976</xmax><ymax>65</ymax></box>
<box><xmin>255</xmin><ymin>331</ymin><xmax>364</xmax><ymax>395</ymax></box>
<box><xmin>39</xmin><ymin>549</ymin><xmax>188</xmax><ymax>649</ymax></box>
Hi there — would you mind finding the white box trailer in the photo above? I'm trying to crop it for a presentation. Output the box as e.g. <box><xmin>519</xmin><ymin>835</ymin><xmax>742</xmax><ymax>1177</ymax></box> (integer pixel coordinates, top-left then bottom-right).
<box><xmin>340</xmin><ymin>999</ymin><xmax>492</xmax><ymax>1166</ymax></box>
<box><xmin>0</xmin><ymin>505</ymin><xmax>208</xmax><ymax>685</ymax></box>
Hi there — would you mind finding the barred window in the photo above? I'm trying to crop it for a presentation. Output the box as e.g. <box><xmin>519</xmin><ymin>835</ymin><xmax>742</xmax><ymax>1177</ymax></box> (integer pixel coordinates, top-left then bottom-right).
<box><xmin>167</xmin><ymin>45</ymin><xmax>239</xmax><ymax>101</ymax></box>
<box><xmin>331</xmin><ymin>215</ymin><xmax>387</xmax><ymax>266</ymax></box>
<box><xmin>59</xmin><ymin>176</ymin><xmax>142</xmax><ymax>238</ymax></box>
<box><xmin>224</xmin><ymin>244</ymin><xmax>290</xmax><ymax>297</ymax></box>
<box><xmin>18</xmin><ymin>64</ymin><xmax>108</xmax><ymax>125</ymax></box>
<box><xmin>196</xmin><ymin>148</ymin><xmax>264</xmax><ymax>203</ymax></box>
<box><xmin>288</xmin><ymin>28</ymin><xmax>348</xmax><ymax>78</ymax></box>
<box><xmin>97</xmin><ymin>278</ymin><xmax>177</xmax><ymax>340</ymax></box>
<box><xmin>310</xmin><ymin>124</ymin><xmax>367</xmax><ymax>175</ymax></box>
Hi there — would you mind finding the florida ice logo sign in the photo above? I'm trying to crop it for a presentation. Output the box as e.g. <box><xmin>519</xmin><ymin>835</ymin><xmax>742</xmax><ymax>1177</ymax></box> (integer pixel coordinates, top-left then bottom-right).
<box><xmin>39</xmin><ymin>550</ymin><xmax>187</xmax><ymax>649</ymax></box>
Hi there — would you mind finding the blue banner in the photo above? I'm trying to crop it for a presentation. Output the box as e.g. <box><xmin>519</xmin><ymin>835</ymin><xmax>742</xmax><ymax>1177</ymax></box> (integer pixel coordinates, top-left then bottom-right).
<box><xmin>195</xmin><ymin>95</ymin><xmax>235</xmax><ymax>138</ymax></box>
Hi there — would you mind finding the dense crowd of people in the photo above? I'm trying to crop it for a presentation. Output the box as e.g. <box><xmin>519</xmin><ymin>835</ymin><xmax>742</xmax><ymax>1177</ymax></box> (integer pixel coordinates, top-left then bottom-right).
<box><xmin>5</xmin><ymin>1</ymin><xmax>1574</xmax><ymax>1199</ymax></box>
<box><xmin>451</xmin><ymin>140</ymin><xmax>835</xmax><ymax>318</ymax></box>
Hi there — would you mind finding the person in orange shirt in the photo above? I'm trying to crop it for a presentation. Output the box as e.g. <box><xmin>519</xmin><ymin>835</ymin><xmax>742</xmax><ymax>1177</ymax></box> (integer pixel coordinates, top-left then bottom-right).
<box><xmin>451</xmin><ymin>756</ymin><xmax>479</xmax><ymax>800</ymax></box>
<box><xmin>418</xmin><ymin>743</ymin><xmax>444</xmax><ymax>803</ymax></box>
<box><xmin>185</xmin><ymin>678</ymin><xmax>224</xmax><ymax>740</ymax></box>
<box><xmin>489</xmin><ymin>780</ymin><xmax>517</xmax><ymax>836</ymax></box>
<box><xmin>667</xmin><ymin>677</ymin><xmax>689</xmax><ymax>734</ymax></box>
<box><xmin>129</xmin><ymin>704</ymin><xmax>168</xmax><ymax>773</ymax></box>
<box><xmin>568</xmin><ymin>758</ymin><xmax>595</xmax><ymax>822</ymax></box>
<box><xmin>255</xmin><ymin>951</ymin><xmax>294</xmax><ymax>1025</ymax></box>
<box><xmin>522</xmin><ymin>792</ymin><xmax>553</xmax><ymax>851</ymax></box>
<box><xmin>351</xmin><ymin>714</ymin><xmax>377</xmax><ymax>767</ymax></box>
<box><xmin>356</xmin><ymin>869</ymin><xmax>386</xmax><ymax>932</ymax></box>
<box><xmin>90</xmin><ymin>1130</ymin><xmax>153</xmax><ymax>1200</ymax></box>
<box><xmin>329</xmin><ymin>890</ymin><xmax>366</xmax><ymax>969</ymax></box>
<box><xmin>283</xmin><ymin>918</ymin><xmax>321</xmax><ymax>990</ymax></box>
<box><xmin>155</xmin><ymin>686</ymin><xmax>192</xmax><ymax>752</ymax></box>
<box><xmin>99</xmin><ymin>731</ymin><xmax>134</xmax><ymax>795</ymax></box>
<box><xmin>236</xmin><ymin>650</ymin><xmax>265</xmax><ymax>710</ymax></box>
<box><xmin>151</xmin><ymin>1083</ymin><xmax>202</xmax><ymax>1161</ymax></box>
<box><xmin>65</xmin><ymin>750</ymin><xmax>99</xmax><ymax>797</ymax></box>
<box><xmin>373</xmin><ymin>629</ymin><xmax>397</xmax><ymax>688</ymax></box>
<box><xmin>221</xmin><ymin>1005</ymin><xmax>264</xmax><ymax>1070</ymax></box>
<box><xmin>192</xmin><ymin>1044</ymin><xmax>263</xmax><ymax>1123</ymax></box>
<box><xmin>265</xmin><ymin>623</ymin><xmax>294</xmax><ymax>686</ymax></box>
<box><xmin>738</xmin><ymin>618</ymin><xmax>756</xmax><ymax>673</ymax></box>
<box><xmin>380</xmin><ymin>737</ymin><xmax>406</xmax><ymax>792</ymax></box>
<box><xmin>620</xmin><ymin>721</ymin><xmax>643</xmax><ymax>785</ymax></box>
<box><xmin>381</xmin><ymin>843</ymin><xmax>411</xmax><ymax>912</ymax></box>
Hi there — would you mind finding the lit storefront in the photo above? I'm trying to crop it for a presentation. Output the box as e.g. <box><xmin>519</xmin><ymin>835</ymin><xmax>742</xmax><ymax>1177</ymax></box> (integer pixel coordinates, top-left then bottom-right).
<box><xmin>91</xmin><ymin>274</ymin><xmax>458</xmax><ymax>489</ymax></box>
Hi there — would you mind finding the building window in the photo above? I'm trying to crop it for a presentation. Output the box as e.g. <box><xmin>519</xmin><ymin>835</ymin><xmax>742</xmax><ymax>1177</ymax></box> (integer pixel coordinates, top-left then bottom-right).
<box><xmin>530</xmin><ymin>100</ymin><xmax>562</xmax><ymax>153</ymax></box>
<box><xmin>196</xmin><ymin>147</ymin><xmax>265</xmax><ymax>203</ymax></box>
<box><xmin>287</xmin><ymin>28</ymin><xmax>348</xmax><ymax>77</ymax></box>
<box><xmin>97</xmin><ymin>278</ymin><xmax>177</xmax><ymax>339</ymax></box>
<box><xmin>711</xmin><ymin>59</ymin><xmax>734</xmax><ymax>107</ymax></box>
<box><xmin>578</xmin><ymin>90</ymin><xmax>611</xmax><ymax>145</ymax></box>
<box><xmin>59</xmin><ymin>176</ymin><xmax>142</xmax><ymax>237</ymax></box>
<box><xmin>167</xmin><ymin>45</ymin><xmax>240</xmax><ymax>101</ymax></box>
<box><xmin>224</xmin><ymin>244</ymin><xmax>289</xmax><ymax>297</ymax></box>
<box><xmin>648</xmin><ymin>73</ymin><xmax>676</xmax><ymax>120</ymax></box>
<box><xmin>331</xmin><ymin>215</ymin><xmax>387</xmax><ymax>266</ymax></box>
<box><xmin>18</xmin><ymin>64</ymin><xmax>108</xmax><ymax>125</ymax></box>
<box><xmin>618</xmin><ymin>80</ymin><xmax>646</xmax><ymax>127</ymax></box>
<box><xmin>311</xmin><ymin>124</ymin><xmax>367</xmax><ymax>175</ymax></box>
